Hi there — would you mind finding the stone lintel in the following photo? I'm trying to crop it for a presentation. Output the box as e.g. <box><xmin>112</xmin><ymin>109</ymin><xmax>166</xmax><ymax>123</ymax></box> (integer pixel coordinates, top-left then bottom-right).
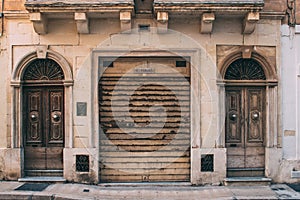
<box><xmin>157</xmin><ymin>11</ymin><xmax>168</xmax><ymax>34</ymax></box>
<box><xmin>30</xmin><ymin>13</ymin><xmax>47</xmax><ymax>35</ymax></box>
<box><xmin>243</xmin><ymin>12</ymin><xmax>259</xmax><ymax>34</ymax></box>
<box><xmin>75</xmin><ymin>12</ymin><xmax>89</xmax><ymax>34</ymax></box>
<box><xmin>200</xmin><ymin>13</ymin><xmax>215</xmax><ymax>34</ymax></box>
<box><xmin>120</xmin><ymin>11</ymin><xmax>132</xmax><ymax>33</ymax></box>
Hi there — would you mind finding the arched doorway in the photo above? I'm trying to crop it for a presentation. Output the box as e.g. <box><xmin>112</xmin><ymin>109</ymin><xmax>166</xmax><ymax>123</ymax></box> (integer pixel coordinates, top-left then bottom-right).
<box><xmin>22</xmin><ymin>59</ymin><xmax>65</xmax><ymax>177</ymax></box>
<box><xmin>224</xmin><ymin>58</ymin><xmax>267</xmax><ymax>177</ymax></box>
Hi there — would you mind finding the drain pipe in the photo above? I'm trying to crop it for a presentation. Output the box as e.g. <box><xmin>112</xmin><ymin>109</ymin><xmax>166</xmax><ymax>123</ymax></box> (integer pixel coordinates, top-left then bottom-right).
<box><xmin>0</xmin><ymin>0</ymin><xmax>3</xmax><ymax>37</ymax></box>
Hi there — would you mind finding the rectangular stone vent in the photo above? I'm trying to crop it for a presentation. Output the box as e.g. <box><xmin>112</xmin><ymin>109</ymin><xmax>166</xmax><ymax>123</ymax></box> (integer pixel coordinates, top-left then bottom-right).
<box><xmin>76</xmin><ymin>155</ymin><xmax>89</xmax><ymax>172</ymax></box>
<box><xmin>201</xmin><ymin>154</ymin><xmax>214</xmax><ymax>172</ymax></box>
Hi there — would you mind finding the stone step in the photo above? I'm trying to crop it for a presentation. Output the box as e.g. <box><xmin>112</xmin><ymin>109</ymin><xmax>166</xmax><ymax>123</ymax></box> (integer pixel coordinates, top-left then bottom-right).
<box><xmin>224</xmin><ymin>177</ymin><xmax>272</xmax><ymax>186</ymax></box>
<box><xmin>18</xmin><ymin>176</ymin><xmax>66</xmax><ymax>183</ymax></box>
<box><xmin>25</xmin><ymin>169</ymin><xmax>63</xmax><ymax>177</ymax></box>
<box><xmin>227</xmin><ymin>168</ymin><xmax>265</xmax><ymax>177</ymax></box>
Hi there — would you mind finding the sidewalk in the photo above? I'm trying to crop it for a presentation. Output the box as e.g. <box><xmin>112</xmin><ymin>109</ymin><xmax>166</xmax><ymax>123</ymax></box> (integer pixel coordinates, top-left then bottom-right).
<box><xmin>0</xmin><ymin>181</ymin><xmax>300</xmax><ymax>200</ymax></box>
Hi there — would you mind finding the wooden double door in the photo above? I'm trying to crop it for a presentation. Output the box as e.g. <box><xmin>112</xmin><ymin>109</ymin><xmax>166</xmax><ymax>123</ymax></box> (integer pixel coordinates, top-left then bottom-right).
<box><xmin>23</xmin><ymin>86</ymin><xmax>64</xmax><ymax>177</ymax></box>
<box><xmin>225</xmin><ymin>87</ymin><xmax>265</xmax><ymax>177</ymax></box>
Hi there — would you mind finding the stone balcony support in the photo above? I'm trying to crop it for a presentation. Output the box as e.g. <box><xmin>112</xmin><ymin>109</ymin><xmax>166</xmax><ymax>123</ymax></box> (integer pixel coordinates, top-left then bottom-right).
<box><xmin>200</xmin><ymin>13</ymin><xmax>215</xmax><ymax>34</ymax></box>
<box><xmin>75</xmin><ymin>12</ymin><xmax>89</xmax><ymax>34</ymax></box>
<box><xmin>243</xmin><ymin>12</ymin><xmax>260</xmax><ymax>34</ymax></box>
<box><xmin>157</xmin><ymin>11</ymin><xmax>168</xmax><ymax>34</ymax></box>
<box><xmin>30</xmin><ymin>13</ymin><xmax>47</xmax><ymax>35</ymax></box>
<box><xmin>120</xmin><ymin>11</ymin><xmax>132</xmax><ymax>33</ymax></box>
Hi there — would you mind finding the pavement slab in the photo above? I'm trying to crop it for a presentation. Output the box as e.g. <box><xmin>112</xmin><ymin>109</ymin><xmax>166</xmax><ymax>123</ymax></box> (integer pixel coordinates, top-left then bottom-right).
<box><xmin>0</xmin><ymin>181</ymin><xmax>299</xmax><ymax>199</ymax></box>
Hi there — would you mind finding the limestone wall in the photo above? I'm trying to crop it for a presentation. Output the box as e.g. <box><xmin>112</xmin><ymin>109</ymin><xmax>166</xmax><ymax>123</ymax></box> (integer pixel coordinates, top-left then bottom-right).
<box><xmin>0</xmin><ymin>0</ymin><xmax>294</xmax><ymax>184</ymax></box>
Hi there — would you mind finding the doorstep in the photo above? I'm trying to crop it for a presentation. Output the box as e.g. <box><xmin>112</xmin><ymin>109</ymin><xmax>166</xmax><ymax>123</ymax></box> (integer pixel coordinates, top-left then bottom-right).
<box><xmin>224</xmin><ymin>177</ymin><xmax>272</xmax><ymax>186</ymax></box>
<box><xmin>18</xmin><ymin>176</ymin><xmax>66</xmax><ymax>183</ymax></box>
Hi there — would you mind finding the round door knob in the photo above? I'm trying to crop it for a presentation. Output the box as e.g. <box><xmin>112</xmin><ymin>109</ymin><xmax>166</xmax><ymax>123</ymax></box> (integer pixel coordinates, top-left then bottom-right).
<box><xmin>252</xmin><ymin>112</ymin><xmax>259</xmax><ymax>120</ymax></box>
<box><xmin>52</xmin><ymin>114</ymin><xmax>60</xmax><ymax>122</ymax></box>
<box><xmin>230</xmin><ymin>113</ymin><xmax>237</xmax><ymax>120</ymax></box>
<box><xmin>31</xmin><ymin>114</ymin><xmax>37</xmax><ymax>120</ymax></box>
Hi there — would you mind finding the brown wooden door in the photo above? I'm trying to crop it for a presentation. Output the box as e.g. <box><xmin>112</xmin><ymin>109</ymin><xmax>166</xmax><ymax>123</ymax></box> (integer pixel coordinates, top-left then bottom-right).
<box><xmin>225</xmin><ymin>87</ymin><xmax>265</xmax><ymax>177</ymax></box>
<box><xmin>23</xmin><ymin>86</ymin><xmax>64</xmax><ymax>176</ymax></box>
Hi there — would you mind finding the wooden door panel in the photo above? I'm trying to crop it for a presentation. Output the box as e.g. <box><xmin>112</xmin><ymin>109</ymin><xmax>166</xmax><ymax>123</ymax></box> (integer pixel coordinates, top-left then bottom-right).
<box><xmin>48</xmin><ymin>90</ymin><xmax>64</xmax><ymax>145</ymax></box>
<box><xmin>225</xmin><ymin>89</ymin><xmax>242</xmax><ymax>145</ymax></box>
<box><xmin>24</xmin><ymin>147</ymin><xmax>46</xmax><ymax>170</ymax></box>
<box><xmin>245</xmin><ymin>147</ymin><xmax>265</xmax><ymax>168</ymax></box>
<box><xmin>226</xmin><ymin>148</ymin><xmax>245</xmax><ymax>168</ymax></box>
<box><xmin>246</xmin><ymin>88</ymin><xmax>264</xmax><ymax>145</ymax></box>
<box><xmin>25</xmin><ymin>90</ymin><xmax>43</xmax><ymax>145</ymax></box>
<box><xmin>46</xmin><ymin>147</ymin><xmax>63</xmax><ymax>169</ymax></box>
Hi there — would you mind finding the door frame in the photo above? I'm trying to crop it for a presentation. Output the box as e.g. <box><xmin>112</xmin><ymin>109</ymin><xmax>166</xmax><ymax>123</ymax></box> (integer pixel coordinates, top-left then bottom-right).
<box><xmin>217</xmin><ymin>50</ymin><xmax>278</xmax><ymax>178</ymax></box>
<box><xmin>11</xmin><ymin>49</ymin><xmax>73</xmax><ymax>177</ymax></box>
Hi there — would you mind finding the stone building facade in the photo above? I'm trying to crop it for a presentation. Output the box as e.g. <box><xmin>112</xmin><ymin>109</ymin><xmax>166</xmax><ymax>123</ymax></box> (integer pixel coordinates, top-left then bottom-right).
<box><xmin>0</xmin><ymin>0</ymin><xmax>298</xmax><ymax>185</ymax></box>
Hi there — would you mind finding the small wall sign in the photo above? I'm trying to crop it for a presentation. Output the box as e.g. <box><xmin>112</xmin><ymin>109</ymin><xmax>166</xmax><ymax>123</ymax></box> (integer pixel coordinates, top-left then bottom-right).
<box><xmin>77</xmin><ymin>102</ymin><xmax>87</xmax><ymax>116</ymax></box>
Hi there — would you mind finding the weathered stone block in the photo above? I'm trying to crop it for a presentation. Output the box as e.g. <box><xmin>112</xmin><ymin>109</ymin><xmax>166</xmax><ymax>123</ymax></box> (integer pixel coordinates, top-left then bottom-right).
<box><xmin>4</xmin><ymin>0</ymin><xmax>26</xmax><ymax>11</ymax></box>
<box><xmin>296</xmin><ymin>1</ymin><xmax>300</xmax><ymax>24</ymax></box>
<box><xmin>63</xmin><ymin>148</ymin><xmax>98</xmax><ymax>184</ymax></box>
<box><xmin>263</xmin><ymin>0</ymin><xmax>286</xmax><ymax>13</ymax></box>
<box><xmin>0</xmin><ymin>148</ymin><xmax>22</xmax><ymax>180</ymax></box>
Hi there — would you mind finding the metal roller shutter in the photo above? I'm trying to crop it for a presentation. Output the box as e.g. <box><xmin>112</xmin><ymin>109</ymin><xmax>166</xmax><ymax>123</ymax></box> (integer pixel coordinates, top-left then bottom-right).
<box><xmin>99</xmin><ymin>57</ymin><xmax>190</xmax><ymax>183</ymax></box>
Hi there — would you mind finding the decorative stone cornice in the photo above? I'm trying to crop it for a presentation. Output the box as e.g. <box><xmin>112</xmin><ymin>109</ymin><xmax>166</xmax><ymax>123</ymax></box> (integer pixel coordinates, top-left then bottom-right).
<box><xmin>25</xmin><ymin>0</ymin><xmax>134</xmax><ymax>34</ymax></box>
<box><xmin>153</xmin><ymin>0</ymin><xmax>264</xmax><ymax>14</ymax></box>
<box><xmin>25</xmin><ymin>0</ymin><xmax>134</xmax><ymax>12</ymax></box>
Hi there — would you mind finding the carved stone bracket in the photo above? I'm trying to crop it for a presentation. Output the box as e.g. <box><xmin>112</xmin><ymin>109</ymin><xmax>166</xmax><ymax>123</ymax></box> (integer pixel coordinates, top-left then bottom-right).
<box><xmin>30</xmin><ymin>13</ymin><xmax>47</xmax><ymax>35</ymax></box>
<box><xmin>243</xmin><ymin>12</ymin><xmax>259</xmax><ymax>34</ymax></box>
<box><xmin>157</xmin><ymin>11</ymin><xmax>168</xmax><ymax>34</ymax></box>
<box><xmin>200</xmin><ymin>13</ymin><xmax>215</xmax><ymax>34</ymax></box>
<box><xmin>120</xmin><ymin>11</ymin><xmax>132</xmax><ymax>33</ymax></box>
<box><xmin>75</xmin><ymin>13</ymin><xmax>89</xmax><ymax>34</ymax></box>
